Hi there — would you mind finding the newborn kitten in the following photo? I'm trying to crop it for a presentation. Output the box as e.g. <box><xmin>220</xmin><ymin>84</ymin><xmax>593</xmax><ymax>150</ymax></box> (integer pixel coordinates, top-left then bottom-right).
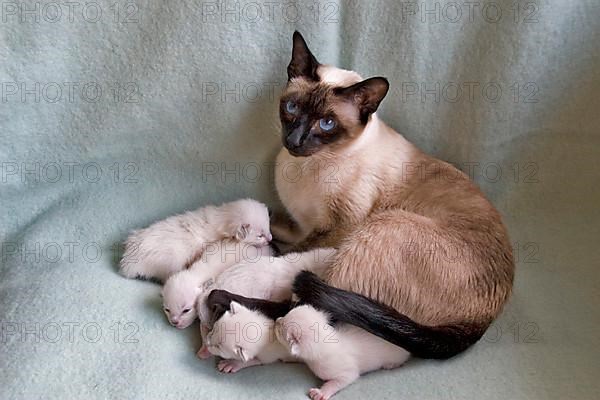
<box><xmin>195</xmin><ymin>248</ymin><xmax>335</xmax><ymax>358</ymax></box>
<box><xmin>120</xmin><ymin>198</ymin><xmax>272</xmax><ymax>282</ymax></box>
<box><xmin>275</xmin><ymin>305</ymin><xmax>411</xmax><ymax>400</ymax></box>
<box><xmin>196</xmin><ymin>289</ymin><xmax>293</xmax><ymax>359</ymax></box>
<box><xmin>205</xmin><ymin>301</ymin><xmax>296</xmax><ymax>373</ymax></box>
<box><xmin>196</xmin><ymin>247</ymin><xmax>336</xmax><ymax>325</ymax></box>
<box><xmin>161</xmin><ymin>240</ymin><xmax>273</xmax><ymax>329</ymax></box>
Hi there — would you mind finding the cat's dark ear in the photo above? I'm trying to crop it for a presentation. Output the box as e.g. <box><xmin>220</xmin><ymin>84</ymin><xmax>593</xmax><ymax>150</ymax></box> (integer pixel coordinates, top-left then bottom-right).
<box><xmin>335</xmin><ymin>77</ymin><xmax>389</xmax><ymax>123</ymax></box>
<box><xmin>287</xmin><ymin>31</ymin><xmax>320</xmax><ymax>81</ymax></box>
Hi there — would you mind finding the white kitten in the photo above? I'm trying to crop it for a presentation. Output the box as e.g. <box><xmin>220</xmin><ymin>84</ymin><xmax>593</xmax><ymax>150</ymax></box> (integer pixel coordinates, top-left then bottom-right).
<box><xmin>120</xmin><ymin>198</ymin><xmax>272</xmax><ymax>282</ymax></box>
<box><xmin>275</xmin><ymin>305</ymin><xmax>411</xmax><ymax>400</ymax></box>
<box><xmin>195</xmin><ymin>247</ymin><xmax>335</xmax><ymax>358</ymax></box>
<box><xmin>196</xmin><ymin>247</ymin><xmax>336</xmax><ymax>324</ymax></box>
<box><xmin>161</xmin><ymin>240</ymin><xmax>273</xmax><ymax>329</ymax></box>
<box><xmin>205</xmin><ymin>301</ymin><xmax>296</xmax><ymax>373</ymax></box>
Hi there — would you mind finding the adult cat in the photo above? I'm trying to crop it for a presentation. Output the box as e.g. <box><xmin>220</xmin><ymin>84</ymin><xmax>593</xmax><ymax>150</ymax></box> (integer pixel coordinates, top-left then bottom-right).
<box><xmin>271</xmin><ymin>32</ymin><xmax>514</xmax><ymax>358</ymax></box>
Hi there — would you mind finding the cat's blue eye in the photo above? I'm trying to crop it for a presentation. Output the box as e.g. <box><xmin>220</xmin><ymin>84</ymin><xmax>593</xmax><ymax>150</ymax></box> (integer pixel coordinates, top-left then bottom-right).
<box><xmin>319</xmin><ymin>118</ymin><xmax>336</xmax><ymax>131</ymax></box>
<box><xmin>286</xmin><ymin>100</ymin><xmax>298</xmax><ymax>114</ymax></box>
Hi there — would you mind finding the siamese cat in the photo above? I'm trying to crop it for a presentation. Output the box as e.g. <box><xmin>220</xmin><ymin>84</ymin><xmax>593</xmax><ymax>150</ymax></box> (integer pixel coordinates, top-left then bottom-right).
<box><xmin>271</xmin><ymin>32</ymin><xmax>515</xmax><ymax>358</ymax></box>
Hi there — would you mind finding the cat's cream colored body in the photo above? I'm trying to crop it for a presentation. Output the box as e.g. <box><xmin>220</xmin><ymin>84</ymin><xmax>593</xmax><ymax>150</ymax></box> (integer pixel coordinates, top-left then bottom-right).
<box><xmin>275</xmin><ymin>114</ymin><xmax>414</xmax><ymax>239</ymax></box>
<box><xmin>274</xmin><ymin>65</ymin><xmax>514</xmax><ymax>328</ymax></box>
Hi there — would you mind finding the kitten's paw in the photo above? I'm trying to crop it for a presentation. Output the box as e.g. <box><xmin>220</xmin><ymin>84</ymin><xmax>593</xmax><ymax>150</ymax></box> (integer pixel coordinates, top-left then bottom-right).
<box><xmin>217</xmin><ymin>359</ymin><xmax>245</xmax><ymax>373</ymax></box>
<box><xmin>196</xmin><ymin>345</ymin><xmax>212</xmax><ymax>360</ymax></box>
<box><xmin>308</xmin><ymin>388</ymin><xmax>329</xmax><ymax>400</ymax></box>
<box><xmin>382</xmin><ymin>362</ymin><xmax>402</xmax><ymax>370</ymax></box>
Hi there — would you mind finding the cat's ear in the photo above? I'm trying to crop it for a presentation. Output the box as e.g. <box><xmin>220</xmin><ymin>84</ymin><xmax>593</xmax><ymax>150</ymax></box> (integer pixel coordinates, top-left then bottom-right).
<box><xmin>236</xmin><ymin>346</ymin><xmax>250</xmax><ymax>362</ymax></box>
<box><xmin>235</xmin><ymin>223</ymin><xmax>250</xmax><ymax>241</ymax></box>
<box><xmin>284</xmin><ymin>324</ymin><xmax>302</xmax><ymax>357</ymax></box>
<box><xmin>287</xmin><ymin>31</ymin><xmax>320</xmax><ymax>81</ymax></box>
<box><xmin>335</xmin><ymin>77</ymin><xmax>389</xmax><ymax>122</ymax></box>
<box><xmin>229</xmin><ymin>301</ymin><xmax>243</xmax><ymax>314</ymax></box>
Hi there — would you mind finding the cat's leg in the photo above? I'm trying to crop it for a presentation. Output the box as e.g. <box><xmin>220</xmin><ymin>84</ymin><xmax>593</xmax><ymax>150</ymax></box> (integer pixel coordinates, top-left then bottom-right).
<box><xmin>217</xmin><ymin>358</ymin><xmax>263</xmax><ymax>373</ymax></box>
<box><xmin>308</xmin><ymin>375</ymin><xmax>357</xmax><ymax>400</ymax></box>
<box><xmin>291</xmin><ymin>227</ymin><xmax>346</xmax><ymax>253</ymax></box>
<box><xmin>196</xmin><ymin>345</ymin><xmax>212</xmax><ymax>359</ymax></box>
<box><xmin>196</xmin><ymin>323</ymin><xmax>212</xmax><ymax>359</ymax></box>
<box><xmin>270</xmin><ymin>210</ymin><xmax>306</xmax><ymax>248</ymax></box>
<box><xmin>323</xmin><ymin>209</ymin><xmax>481</xmax><ymax>324</ymax></box>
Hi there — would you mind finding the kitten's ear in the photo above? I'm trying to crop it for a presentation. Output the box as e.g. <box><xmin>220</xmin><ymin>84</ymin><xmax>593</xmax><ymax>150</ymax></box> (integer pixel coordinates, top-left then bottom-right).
<box><xmin>236</xmin><ymin>346</ymin><xmax>250</xmax><ymax>363</ymax></box>
<box><xmin>234</xmin><ymin>223</ymin><xmax>250</xmax><ymax>241</ymax></box>
<box><xmin>287</xmin><ymin>31</ymin><xmax>320</xmax><ymax>81</ymax></box>
<box><xmin>229</xmin><ymin>301</ymin><xmax>243</xmax><ymax>314</ymax></box>
<box><xmin>335</xmin><ymin>77</ymin><xmax>390</xmax><ymax>122</ymax></box>
<box><xmin>286</xmin><ymin>326</ymin><xmax>302</xmax><ymax>357</ymax></box>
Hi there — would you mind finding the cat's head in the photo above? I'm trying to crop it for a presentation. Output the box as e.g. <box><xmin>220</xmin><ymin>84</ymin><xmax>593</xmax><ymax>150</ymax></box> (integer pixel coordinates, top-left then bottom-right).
<box><xmin>220</xmin><ymin>199</ymin><xmax>272</xmax><ymax>247</ymax></box>
<box><xmin>161</xmin><ymin>270</ymin><xmax>210</xmax><ymax>329</ymax></box>
<box><xmin>280</xmin><ymin>31</ymin><xmax>389</xmax><ymax>157</ymax></box>
<box><xmin>205</xmin><ymin>301</ymin><xmax>269</xmax><ymax>361</ymax></box>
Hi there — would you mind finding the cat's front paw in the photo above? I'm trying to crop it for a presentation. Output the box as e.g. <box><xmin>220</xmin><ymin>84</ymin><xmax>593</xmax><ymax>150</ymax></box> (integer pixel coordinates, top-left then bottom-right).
<box><xmin>217</xmin><ymin>359</ymin><xmax>245</xmax><ymax>373</ymax></box>
<box><xmin>308</xmin><ymin>388</ymin><xmax>329</xmax><ymax>400</ymax></box>
<box><xmin>196</xmin><ymin>345</ymin><xmax>212</xmax><ymax>360</ymax></box>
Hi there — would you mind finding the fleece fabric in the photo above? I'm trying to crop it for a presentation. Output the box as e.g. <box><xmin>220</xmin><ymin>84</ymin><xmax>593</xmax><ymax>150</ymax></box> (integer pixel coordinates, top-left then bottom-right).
<box><xmin>1</xmin><ymin>0</ymin><xmax>599</xmax><ymax>399</ymax></box>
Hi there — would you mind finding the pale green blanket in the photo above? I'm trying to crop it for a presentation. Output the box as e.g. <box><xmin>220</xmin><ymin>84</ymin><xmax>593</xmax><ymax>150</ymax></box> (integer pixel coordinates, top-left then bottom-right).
<box><xmin>1</xmin><ymin>0</ymin><xmax>599</xmax><ymax>399</ymax></box>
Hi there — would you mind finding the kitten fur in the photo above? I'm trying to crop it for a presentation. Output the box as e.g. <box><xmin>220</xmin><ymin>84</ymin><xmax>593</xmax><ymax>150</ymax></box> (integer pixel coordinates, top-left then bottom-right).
<box><xmin>120</xmin><ymin>198</ymin><xmax>272</xmax><ymax>282</ymax></box>
<box><xmin>275</xmin><ymin>305</ymin><xmax>410</xmax><ymax>400</ymax></box>
<box><xmin>205</xmin><ymin>289</ymin><xmax>293</xmax><ymax>327</ymax></box>
<box><xmin>195</xmin><ymin>247</ymin><xmax>335</xmax><ymax>358</ymax></box>
<box><xmin>205</xmin><ymin>301</ymin><xmax>296</xmax><ymax>373</ymax></box>
<box><xmin>196</xmin><ymin>247</ymin><xmax>336</xmax><ymax>325</ymax></box>
<box><xmin>272</xmin><ymin>32</ymin><xmax>514</xmax><ymax>357</ymax></box>
<box><xmin>161</xmin><ymin>240</ymin><xmax>273</xmax><ymax>329</ymax></box>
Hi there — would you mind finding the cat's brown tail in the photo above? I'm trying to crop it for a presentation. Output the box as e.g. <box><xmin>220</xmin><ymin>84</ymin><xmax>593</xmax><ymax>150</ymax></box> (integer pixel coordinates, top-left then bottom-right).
<box><xmin>292</xmin><ymin>271</ymin><xmax>487</xmax><ymax>359</ymax></box>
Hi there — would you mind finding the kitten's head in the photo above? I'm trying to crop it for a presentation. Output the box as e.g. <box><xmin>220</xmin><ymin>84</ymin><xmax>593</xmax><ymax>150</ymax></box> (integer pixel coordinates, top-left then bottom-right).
<box><xmin>161</xmin><ymin>270</ymin><xmax>210</xmax><ymax>329</ymax></box>
<box><xmin>221</xmin><ymin>199</ymin><xmax>272</xmax><ymax>247</ymax></box>
<box><xmin>205</xmin><ymin>301</ymin><xmax>269</xmax><ymax>362</ymax></box>
<box><xmin>280</xmin><ymin>31</ymin><xmax>389</xmax><ymax>157</ymax></box>
<box><xmin>275</xmin><ymin>305</ymin><xmax>332</xmax><ymax>361</ymax></box>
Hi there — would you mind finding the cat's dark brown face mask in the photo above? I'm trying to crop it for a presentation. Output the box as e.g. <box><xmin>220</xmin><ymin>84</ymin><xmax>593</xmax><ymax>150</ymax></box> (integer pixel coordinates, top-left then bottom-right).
<box><xmin>279</xmin><ymin>32</ymin><xmax>390</xmax><ymax>157</ymax></box>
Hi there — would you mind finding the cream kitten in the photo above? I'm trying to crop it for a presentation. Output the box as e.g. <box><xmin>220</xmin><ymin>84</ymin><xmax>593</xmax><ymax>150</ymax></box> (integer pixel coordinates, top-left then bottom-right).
<box><xmin>195</xmin><ymin>247</ymin><xmax>335</xmax><ymax>358</ymax></box>
<box><xmin>120</xmin><ymin>198</ymin><xmax>272</xmax><ymax>282</ymax></box>
<box><xmin>275</xmin><ymin>305</ymin><xmax>411</xmax><ymax>400</ymax></box>
<box><xmin>161</xmin><ymin>240</ymin><xmax>273</xmax><ymax>329</ymax></box>
<box><xmin>205</xmin><ymin>301</ymin><xmax>296</xmax><ymax>373</ymax></box>
<box><xmin>196</xmin><ymin>247</ymin><xmax>336</xmax><ymax>325</ymax></box>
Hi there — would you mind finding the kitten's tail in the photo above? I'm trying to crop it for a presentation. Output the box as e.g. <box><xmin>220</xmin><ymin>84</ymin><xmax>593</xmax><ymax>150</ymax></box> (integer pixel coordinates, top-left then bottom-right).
<box><xmin>292</xmin><ymin>271</ymin><xmax>487</xmax><ymax>359</ymax></box>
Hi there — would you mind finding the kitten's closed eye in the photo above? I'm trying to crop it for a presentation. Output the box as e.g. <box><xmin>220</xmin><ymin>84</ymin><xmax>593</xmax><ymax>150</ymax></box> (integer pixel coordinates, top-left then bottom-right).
<box><xmin>182</xmin><ymin>308</ymin><xmax>191</xmax><ymax>314</ymax></box>
<box><xmin>164</xmin><ymin>308</ymin><xmax>170</xmax><ymax>313</ymax></box>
